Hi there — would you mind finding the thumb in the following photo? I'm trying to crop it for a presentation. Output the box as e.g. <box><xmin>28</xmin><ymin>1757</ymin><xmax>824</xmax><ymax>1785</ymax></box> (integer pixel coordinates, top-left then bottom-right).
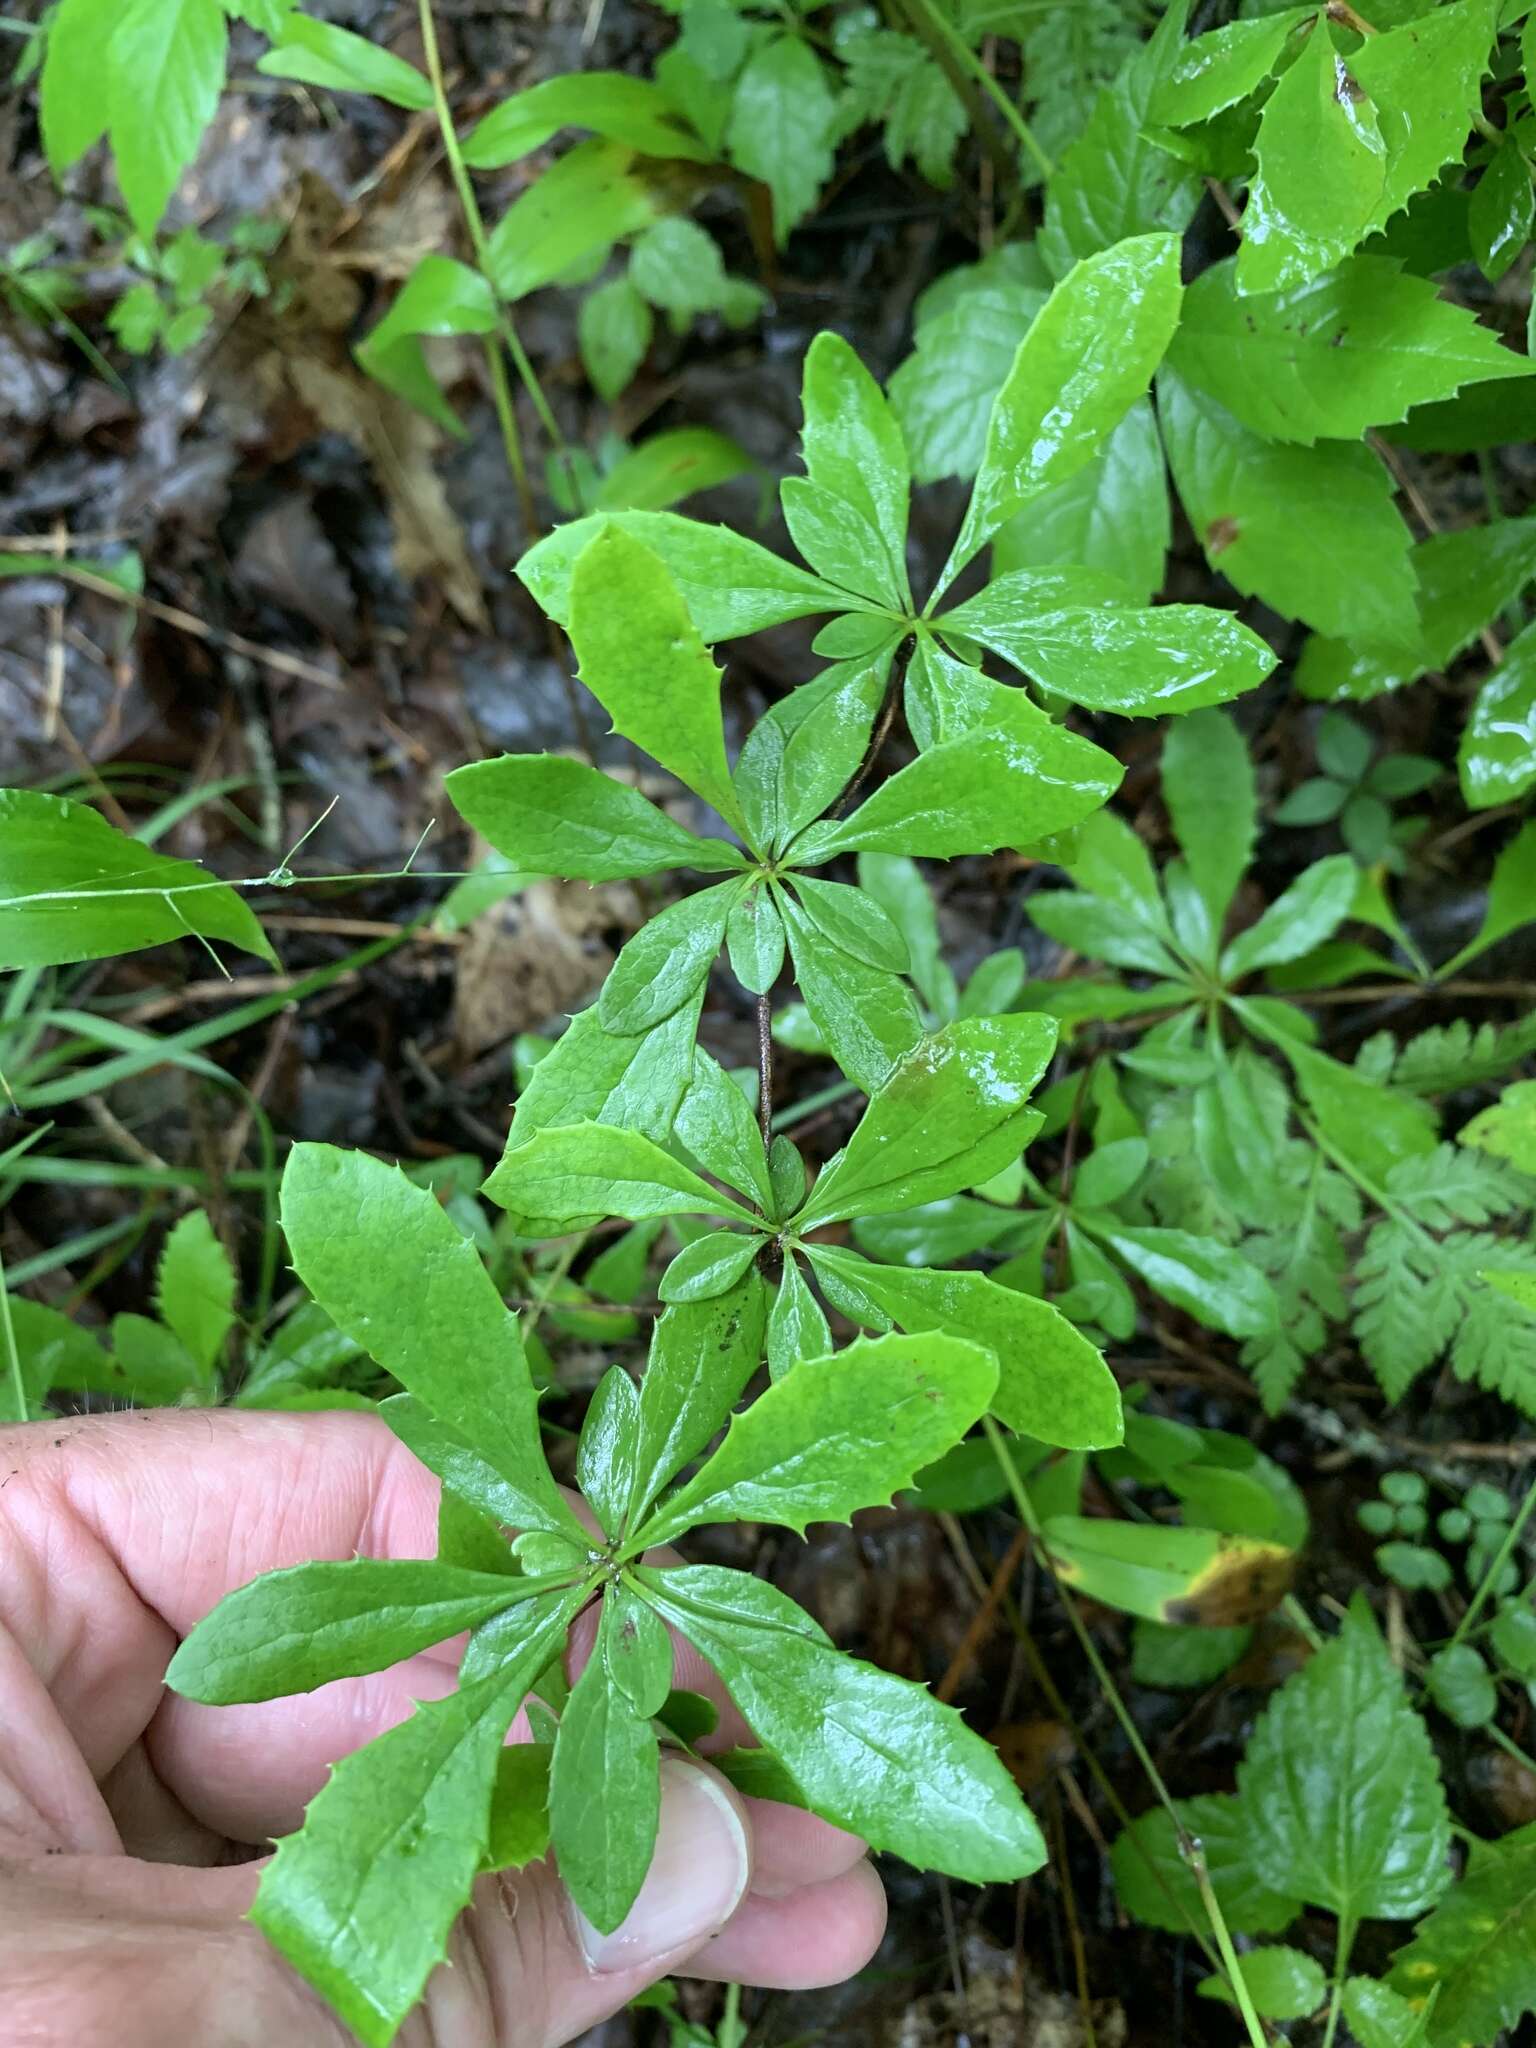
<box><xmin>428</xmin><ymin>1756</ymin><xmax>754</xmax><ymax>2048</ymax></box>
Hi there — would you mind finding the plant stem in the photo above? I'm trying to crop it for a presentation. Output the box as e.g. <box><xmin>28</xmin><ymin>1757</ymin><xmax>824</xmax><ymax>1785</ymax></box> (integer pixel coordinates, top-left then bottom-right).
<box><xmin>756</xmin><ymin>994</ymin><xmax>774</xmax><ymax>1155</ymax></box>
<box><xmin>1449</xmin><ymin>1473</ymin><xmax>1536</xmax><ymax>1650</ymax></box>
<box><xmin>899</xmin><ymin>0</ymin><xmax>1055</xmax><ymax>182</ymax></box>
<box><xmin>1320</xmin><ymin>1918</ymin><xmax>1357</xmax><ymax>2048</ymax></box>
<box><xmin>415</xmin><ymin>0</ymin><xmax>566</xmax><ymax>523</ymax></box>
<box><xmin>829</xmin><ymin>640</ymin><xmax>910</xmax><ymax>819</ymax></box>
<box><xmin>1189</xmin><ymin>1844</ymin><xmax>1269</xmax><ymax>2048</ymax></box>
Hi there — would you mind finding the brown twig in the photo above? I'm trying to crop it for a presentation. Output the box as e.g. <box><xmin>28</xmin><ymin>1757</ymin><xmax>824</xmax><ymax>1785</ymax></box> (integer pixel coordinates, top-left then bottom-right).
<box><xmin>829</xmin><ymin>640</ymin><xmax>911</xmax><ymax>820</ymax></box>
<box><xmin>936</xmin><ymin>1523</ymin><xmax>1030</xmax><ymax>1703</ymax></box>
<box><xmin>756</xmin><ymin>993</ymin><xmax>774</xmax><ymax>1154</ymax></box>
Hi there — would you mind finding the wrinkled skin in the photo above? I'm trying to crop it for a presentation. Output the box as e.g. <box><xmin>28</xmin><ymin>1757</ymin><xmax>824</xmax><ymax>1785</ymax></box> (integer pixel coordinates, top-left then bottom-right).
<box><xmin>0</xmin><ymin>1409</ymin><xmax>886</xmax><ymax>2046</ymax></box>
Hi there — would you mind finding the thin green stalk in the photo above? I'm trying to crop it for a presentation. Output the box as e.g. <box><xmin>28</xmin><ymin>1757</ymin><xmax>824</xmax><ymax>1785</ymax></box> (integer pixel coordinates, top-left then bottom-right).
<box><xmin>1449</xmin><ymin>1472</ymin><xmax>1536</xmax><ymax>1650</ymax></box>
<box><xmin>982</xmin><ymin>1418</ymin><xmax>1179</xmax><ymax>1817</ymax></box>
<box><xmin>0</xmin><ymin>1242</ymin><xmax>28</xmax><ymax>1425</ymax></box>
<box><xmin>1189</xmin><ymin>1845</ymin><xmax>1269</xmax><ymax>2048</ymax></box>
<box><xmin>414</xmin><ymin>0</ymin><xmax>567</xmax><ymax>514</ymax></box>
<box><xmin>1319</xmin><ymin>1918</ymin><xmax>1357</xmax><ymax>2048</ymax></box>
<box><xmin>899</xmin><ymin>0</ymin><xmax>1054</xmax><ymax>182</ymax></box>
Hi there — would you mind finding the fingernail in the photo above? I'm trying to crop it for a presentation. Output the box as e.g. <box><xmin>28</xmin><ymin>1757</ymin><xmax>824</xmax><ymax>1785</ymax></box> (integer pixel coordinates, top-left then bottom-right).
<box><xmin>577</xmin><ymin>1759</ymin><xmax>751</xmax><ymax>1972</ymax></box>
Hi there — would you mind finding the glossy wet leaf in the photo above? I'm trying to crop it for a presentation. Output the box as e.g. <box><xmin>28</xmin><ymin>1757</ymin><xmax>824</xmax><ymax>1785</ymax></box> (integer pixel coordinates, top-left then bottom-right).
<box><xmin>725</xmin><ymin>883</ymin><xmax>785</xmax><ymax>993</ymax></box>
<box><xmin>1197</xmin><ymin>1944</ymin><xmax>1325</xmax><ymax>2021</ymax></box>
<box><xmin>991</xmin><ymin>399</ymin><xmax>1170</xmax><ymax>607</ymax></box>
<box><xmin>726</xmin><ymin>33</ymin><xmax>835</xmax><ymax>244</ymax></box>
<box><xmin>787</xmin><ymin>876</ymin><xmax>909</xmax><ymax>975</ymax></box>
<box><xmin>764</xmin><ymin>1256</ymin><xmax>832</xmax><ymax>1380</ymax></box>
<box><xmin>1238</xmin><ymin>1595</ymin><xmax>1451</xmax><ymax>1920</ymax></box>
<box><xmin>658</xmin><ymin>1230</ymin><xmax>761</xmax><ymax>1304</ymax></box>
<box><xmin>792</xmin><ymin>689</ymin><xmax>1121</xmax><ymax>863</ymax></box>
<box><xmin>1350</xmin><ymin>0</ymin><xmax>1498</xmax><ymax>235</ymax></box>
<box><xmin>506</xmin><ymin>1001</ymin><xmax>702</xmax><ymax>1153</ymax></box>
<box><xmin>939</xmin><ymin>573</ymin><xmax>1273</xmax><ymax>715</ymax></box>
<box><xmin>1147</xmin><ymin>8</ymin><xmax>1309</xmax><ymax>127</ymax></box>
<box><xmin>675</xmin><ymin>1049</ymin><xmax>773</xmax><ymax>1212</ymax></box>
<box><xmin>1236</xmin><ymin>17</ymin><xmax>1386</xmax><ymax>295</ymax></box>
<box><xmin>166</xmin><ymin>1560</ymin><xmax>543</xmax><ymax>1705</ymax></box>
<box><xmin>1460</xmin><ymin>617</ymin><xmax>1536</xmax><ymax>809</ymax></box>
<box><xmin>1112</xmin><ymin>1794</ymin><xmax>1302</xmax><ymax>1937</ymax></box>
<box><xmin>1388</xmin><ymin>1821</ymin><xmax>1536</xmax><ymax>2046</ymax></box>
<box><xmin>281</xmin><ymin>1146</ymin><xmax>581</xmax><ymax>1541</ymax></box>
<box><xmin>809</xmin><ymin>1246</ymin><xmax>1123</xmax><ymax>1449</ymax></box>
<box><xmin>446</xmin><ymin>756</ymin><xmax>739</xmax><ymax>882</ymax></box>
<box><xmin>550</xmin><ymin>1639</ymin><xmax>660</xmax><ymax>1934</ymax></box>
<box><xmin>941</xmin><ymin>233</ymin><xmax>1183</xmax><ymax>588</ymax></box>
<box><xmin>799</xmin><ymin>1015</ymin><xmax>1056</xmax><ymax>1228</ymax></box>
<box><xmin>641</xmin><ymin>1562</ymin><xmax>1045</xmax><ymax>1881</ymax></box>
<box><xmin>576</xmin><ymin>1365</ymin><xmax>641</xmax><ymax>1539</ymax></box>
<box><xmin>251</xmin><ymin>1591</ymin><xmax>582</xmax><ymax>2048</ymax></box>
<box><xmin>637</xmin><ymin>1330</ymin><xmax>996</xmax><ymax>1547</ymax></box>
<box><xmin>0</xmin><ymin>788</ymin><xmax>275</xmax><ymax>970</ymax></box>
<box><xmin>1086</xmin><ymin>1220</ymin><xmax>1278</xmax><ymax>1338</ymax></box>
<box><xmin>1170</xmin><ymin>256</ymin><xmax>1533</xmax><ymax>445</ymax></box>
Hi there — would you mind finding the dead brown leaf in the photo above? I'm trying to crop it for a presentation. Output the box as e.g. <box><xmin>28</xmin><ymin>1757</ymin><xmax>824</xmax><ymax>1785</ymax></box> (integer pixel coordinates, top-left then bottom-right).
<box><xmin>452</xmin><ymin>874</ymin><xmax>644</xmax><ymax>1057</ymax></box>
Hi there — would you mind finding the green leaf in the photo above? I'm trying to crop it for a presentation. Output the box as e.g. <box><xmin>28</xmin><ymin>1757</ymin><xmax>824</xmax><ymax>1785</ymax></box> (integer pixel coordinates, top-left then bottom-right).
<box><xmin>603</xmin><ymin>1580</ymin><xmax>674</xmax><ymax>1719</ymax></box>
<box><xmin>798</xmin><ymin>1015</ymin><xmax>1055</xmax><ymax>1229</ymax></box>
<box><xmin>485</xmin><ymin>1122</ymin><xmax>760</xmax><ymax>1234</ymax></box>
<box><xmin>628</xmin><ymin>218</ymin><xmax>728</xmax><ymax>315</ymax></box>
<box><xmin>1261</xmin><ymin>1032</ymin><xmax>1437</xmax><ymax>1182</ymax></box>
<box><xmin>939</xmin><ymin>573</ymin><xmax>1273</xmax><ymax>716</ymax></box>
<box><xmin>785</xmin><ymin>876</ymin><xmax>908</xmax><ymax>975</ymax></box>
<box><xmin>597</xmin><ymin>881</ymin><xmax>737</xmax><ymax>1035</ymax></box>
<box><xmin>1197</xmin><ymin>1946</ymin><xmax>1326</xmax><ymax>2022</ymax></box>
<box><xmin>354</xmin><ymin>256</ymin><xmax>498</xmax><ymax>435</ymax></box>
<box><xmin>39</xmin><ymin>0</ymin><xmax>114</xmax><ymax>173</ymax></box>
<box><xmin>1222</xmin><ymin>855</ymin><xmax>1358</xmax><ymax>977</ymax></box>
<box><xmin>485</xmin><ymin>141</ymin><xmax>660</xmax><ymax>301</ymax></box>
<box><xmin>726</xmin><ymin>34</ymin><xmax>835</xmax><ymax>244</ymax></box>
<box><xmin>629</xmin><ymin>1278</ymin><xmax>769</xmax><ymax>1517</ymax></box>
<box><xmin>506</xmin><ymin>1001</ymin><xmax>702</xmax><ymax>1154</ymax></box>
<box><xmin>482</xmin><ymin>1745</ymin><xmax>554</xmax><ymax>1873</ymax></box>
<box><xmin>658</xmin><ymin>1230</ymin><xmax>761</xmax><ymax>1304</ymax></box>
<box><xmin>1389</xmin><ymin>1821</ymin><xmax>1536</xmax><ymax>2046</ymax></box>
<box><xmin>1147</xmin><ymin>9</ymin><xmax>1310</xmax><ymax>127</ymax></box>
<box><xmin>1043</xmin><ymin>1516</ymin><xmax>1293</xmax><ymax>1627</ymax></box>
<box><xmin>1112</xmin><ymin>1794</ymin><xmax>1302</xmax><ymax>1937</ymax></box>
<box><xmin>637</xmin><ymin>1331</ymin><xmax>997</xmax><ymax>1548</ymax></box>
<box><xmin>577</xmin><ymin>1366</ymin><xmax>641</xmax><ymax>1540</ymax></box>
<box><xmin>1238</xmin><ymin>1595</ymin><xmax>1450</xmax><ymax>1920</ymax></box>
<box><xmin>106</xmin><ymin>0</ymin><xmax>226</xmax><ymax>236</ymax></box>
<box><xmin>858</xmin><ymin>851</ymin><xmax>950</xmax><ymax>1013</ymax></box>
<box><xmin>641</xmin><ymin>1562</ymin><xmax>1045</xmax><ymax>1881</ymax></box>
<box><xmin>256</xmin><ymin>14</ymin><xmax>430</xmax><ymax>107</ymax></box>
<box><xmin>1161</xmin><ymin>709</ymin><xmax>1255</xmax><ymax>931</ymax></box>
<box><xmin>1159</xmin><ymin>366</ymin><xmax>1418</xmax><ymax>647</ymax></box>
<box><xmin>733</xmin><ymin>657</ymin><xmax>887</xmax><ymax>852</ymax></box>
<box><xmin>551</xmin><ymin>1627</ymin><xmax>661</xmax><ymax>1934</ymax></box>
<box><xmin>1084</xmin><ymin>1221</ymin><xmax>1278</xmax><ymax>1338</ymax></box>
<box><xmin>461</xmin><ymin>72</ymin><xmax>710</xmax><ymax>166</ymax></box>
<box><xmin>519</xmin><ymin>510</ymin><xmax>849</xmax><ymax>642</ymax></box>
<box><xmin>941</xmin><ymin>233</ymin><xmax>1184</xmax><ymax>589</ymax></box>
<box><xmin>166</xmin><ymin>1559</ymin><xmax>541</xmax><ymax>1705</ymax></box>
<box><xmin>724</xmin><ymin>883</ymin><xmax>785</xmax><ymax>995</ymax></box>
<box><xmin>991</xmin><ymin>399</ymin><xmax>1170</xmax><ymax>607</ymax></box>
<box><xmin>889</xmin><ymin>275</ymin><xmax>1048</xmax><ymax>484</ymax></box>
<box><xmin>780</xmin><ymin>900</ymin><xmax>924</xmax><ymax>1093</ymax></box>
<box><xmin>1443</xmin><ymin>821</ymin><xmax>1536</xmax><ymax>974</ymax></box>
<box><xmin>675</xmin><ymin>1048</ymin><xmax>773</xmax><ymax>1212</ymax></box>
<box><xmin>594</xmin><ymin>428</ymin><xmax>754</xmax><ymax>514</ymax></box>
<box><xmin>579</xmin><ymin>277</ymin><xmax>653</xmax><ymax>403</ymax></box>
<box><xmin>569</xmin><ymin>529</ymin><xmax>745</xmax><ymax>832</ymax></box>
<box><xmin>155</xmin><ymin>1210</ymin><xmax>235</xmax><ymax>1376</ymax></box>
<box><xmin>0</xmin><ymin>788</ymin><xmax>275</xmax><ymax>970</ymax></box>
<box><xmin>1131</xmin><ymin>1618</ymin><xmax>1253</xmax><ymax>1689</ymax></box>
<box><xmin>1171</xmin><ymin>255</ymin><xmax>1533</xmax><ymax>444</ymax></box>
<box><xmin>792</xmin><ymin>688</ymin><xmax>1122</xmax><ymax>863</ymax></box>
<box><xmin>1236</xmin><ymin>16</ymin><xmax>1386</xmax><ymax>295</ymax></box>
<box><xmin>1425</xmin><ymin>1643</ymin><xmax>1497</xmax><ymax>1729</ymax></box>
<box><xmin>1341</xmin><ymin>1977</ymin><xmax>1432</xmax><ymax>2048</ymax></box>
<box><xmin>251</xmin><ymin>1593</ymin><xmax>580</xmax><ymax>2048</ymax></box>
<box><xmin>1461</xmin><ymin>616</ymin><xmax>1536</xmax><ymax>808</ymax></box>
<box><xmin>446</xmin><ymin>755</ymin><xmax>737</xmax><ymax>884</ymax></box>
<box><xmin>1471</xmin><ymin>136</ymin><xmax>1534</xmax><ymax>283</ymax></box>
<box><xmin>1350</xmin><ymin>0</ymin><xmax>1498</xmax><ymax>238</ymax></box>
<box><xmin>1039</xmin><ymin>51</ymin><xmax>1203</xmax><ymax>272</ymax></box>
<box><xmin>280</xmin><ymin>1144</ymin><xmax>582</xmax><ymax>1541</ymax></box>
<box><xmin>809</xmin><ymin>1247</ymin><xmax>1123</xmax><ymax>1449</ymax></box>
<box><xmin>795</xmin><ymin>332</ymin><xmax>910</xmax><ymax>609</ymax></box>
<box><xmin>0</xmin><ymin>1295</ymin><xmax>108</xmax><ymax>1412</ymax></box>
<box><xmin>764</xmin><ymin>1256</ymin><xmax>831</xmax><ymax>1379</ymax></box>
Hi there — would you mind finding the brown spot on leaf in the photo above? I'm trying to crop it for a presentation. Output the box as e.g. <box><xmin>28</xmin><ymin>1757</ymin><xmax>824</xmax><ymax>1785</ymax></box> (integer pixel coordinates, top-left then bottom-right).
<box><xmin>1162</xmin><ymin>1539</ymin><xmax>1295</xmax><ymax>1628</ymax></box>
<box><xmin>1206</xmin><ymin>515</ymin><xmax>1242</xmax><ymax>556</ymax></box>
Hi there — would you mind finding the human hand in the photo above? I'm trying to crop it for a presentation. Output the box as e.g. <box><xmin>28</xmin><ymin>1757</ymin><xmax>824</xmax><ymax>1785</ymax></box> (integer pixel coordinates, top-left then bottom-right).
<box><xmin>0</xmin><ymin>1407</ymin><xmax>886</xmax><ymax>2046</ymax></box>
